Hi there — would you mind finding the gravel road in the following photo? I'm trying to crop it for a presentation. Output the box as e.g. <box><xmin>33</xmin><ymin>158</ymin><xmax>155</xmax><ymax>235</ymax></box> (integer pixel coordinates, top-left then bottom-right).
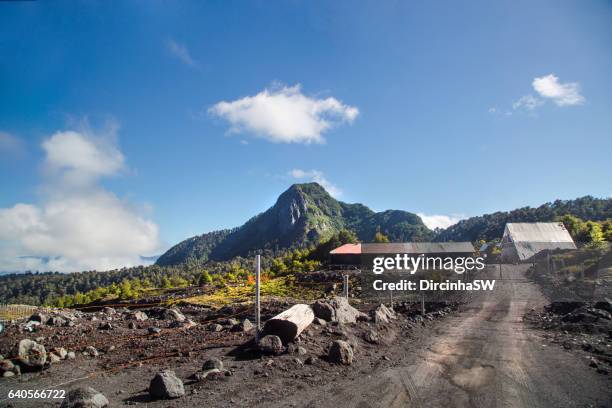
<box><xmin>289</xmin><ymin>264</ymin><xmax>611</xmax><ymax>408</ymax></box>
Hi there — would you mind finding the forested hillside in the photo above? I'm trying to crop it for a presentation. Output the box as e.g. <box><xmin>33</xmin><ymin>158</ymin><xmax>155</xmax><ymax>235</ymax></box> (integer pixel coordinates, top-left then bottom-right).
<box><xmin>436</xmin><ymin>196</ymin><xmax>612</xmax><ymax>243</ymax></box>
<box><xmin>156</xmin><ymin>183</ymin><xmax>432</xmax><ymax>266</ymax></box>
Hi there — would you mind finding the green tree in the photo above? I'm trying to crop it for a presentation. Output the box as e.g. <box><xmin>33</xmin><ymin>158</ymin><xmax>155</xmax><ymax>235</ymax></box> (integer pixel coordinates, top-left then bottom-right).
<box><xmin>199</xmin><ymin>270</ymin><xmax>213</xmax><ymax>285</ymax></box>
<box><xmin>374</xmin><ymin>231</ymin><xmax>390</xmax><ymax>243</ymax></box>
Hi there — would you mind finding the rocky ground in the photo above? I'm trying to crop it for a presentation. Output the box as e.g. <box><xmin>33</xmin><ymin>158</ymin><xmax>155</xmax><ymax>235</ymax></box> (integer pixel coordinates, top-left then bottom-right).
<box><xmin>0</xmin><ymin>296</ymin><xmax>456</xmax><ymax>407</ymax></box>
<box><xmin>523</xmin><ymin>299</ymin><xmax>612</xmax><ymax>375</ymax></box>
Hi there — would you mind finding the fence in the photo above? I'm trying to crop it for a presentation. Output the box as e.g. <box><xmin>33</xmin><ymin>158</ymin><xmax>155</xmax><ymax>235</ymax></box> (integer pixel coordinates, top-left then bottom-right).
<box><xmin>0</xmin><ymin>304</ymin><xmax>49</xmax><ymax>323</ymax></box>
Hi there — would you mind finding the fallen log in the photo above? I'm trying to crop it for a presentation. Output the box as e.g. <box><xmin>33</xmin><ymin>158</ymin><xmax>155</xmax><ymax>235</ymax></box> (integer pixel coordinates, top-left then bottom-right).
<box><xmin>263</xmin><ymin>304</ymin><xmax>314</xmax><ymax>344</ymax></box>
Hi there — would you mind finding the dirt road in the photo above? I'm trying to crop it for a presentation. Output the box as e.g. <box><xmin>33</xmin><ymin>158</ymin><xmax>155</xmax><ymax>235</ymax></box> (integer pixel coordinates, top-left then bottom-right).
<box><xmin>290</xmin><ymin>265</ymin><xmax>611</xmax><ymax>408</ymax></box>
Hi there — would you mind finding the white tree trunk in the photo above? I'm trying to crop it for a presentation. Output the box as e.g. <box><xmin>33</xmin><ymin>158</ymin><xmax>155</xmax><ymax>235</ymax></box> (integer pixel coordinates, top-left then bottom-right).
<box><xmin>263</xmin><ymin>304</ymin><xmax>314</xmax><ymax>343</ymax></box>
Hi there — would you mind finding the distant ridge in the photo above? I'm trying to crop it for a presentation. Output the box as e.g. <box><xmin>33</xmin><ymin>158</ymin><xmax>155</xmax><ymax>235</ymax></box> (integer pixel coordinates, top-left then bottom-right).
<box><xmin>156</xmin><ymin>183</ymin><xmax>432</xmax><ymax>265</ymax></box>
<box><xmin>157</xmin><ymin>185</ymin><xmax>612</xmax><ymax>266</ymax></box>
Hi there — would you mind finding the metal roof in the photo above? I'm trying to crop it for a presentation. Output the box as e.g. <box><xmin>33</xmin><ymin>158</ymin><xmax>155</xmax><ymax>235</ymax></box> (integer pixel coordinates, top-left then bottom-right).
<box><xmin>505</xmin><ymin>222</ymin><xmax>576</xmax><ymax>244</ymax></box>
<box><xmin>512</xmin><ymin>241</ymin><xmax>577</xmax><ymax>261</ymax></box>
<box><xmin>329</xmin><ymin>243</ymin><xmax>362</xmax><ymax>254</ymax></box>
<box><xmin>503</xmin><ymin>222</ymin><xmax>577</xmax><ymax>261</ymax></box>
<box><xmin>361</xmin><ymin>242</ymin><xmax>475</xmax><ymax>254</ymax></box>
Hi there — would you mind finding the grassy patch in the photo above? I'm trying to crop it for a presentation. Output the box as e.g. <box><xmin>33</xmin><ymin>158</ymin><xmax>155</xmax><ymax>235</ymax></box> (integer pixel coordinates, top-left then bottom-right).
<box><xmin>181</xmin><ymin>276</ymin><xmax>324</xmax><ymax>307</ymax></box>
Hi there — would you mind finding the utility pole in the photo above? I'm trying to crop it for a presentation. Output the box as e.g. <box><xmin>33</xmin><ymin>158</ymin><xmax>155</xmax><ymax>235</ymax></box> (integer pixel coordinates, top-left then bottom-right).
<box><xmin>343</xmin><ymin>274</ymin><xmax>349</xmax><ymax>300</ymax></box>
<box><xmin>255</xmin><ymin>255</ymin><xmax>261</xmax><ymax>340</ymax></box>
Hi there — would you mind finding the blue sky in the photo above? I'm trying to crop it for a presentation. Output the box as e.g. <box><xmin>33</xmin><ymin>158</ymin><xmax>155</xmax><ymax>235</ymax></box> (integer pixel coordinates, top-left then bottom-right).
<box><xmin>1</xmin><ymin>1</ymin><xmax>611</xmax><ymax>272</ymax></box>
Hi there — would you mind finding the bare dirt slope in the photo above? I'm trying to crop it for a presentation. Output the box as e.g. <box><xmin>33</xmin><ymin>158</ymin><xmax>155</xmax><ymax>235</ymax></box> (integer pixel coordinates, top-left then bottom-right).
<box><xmin>285</xmin><ymin>265</ymin><xmax>611</xmax><ymax>408</ymax></box>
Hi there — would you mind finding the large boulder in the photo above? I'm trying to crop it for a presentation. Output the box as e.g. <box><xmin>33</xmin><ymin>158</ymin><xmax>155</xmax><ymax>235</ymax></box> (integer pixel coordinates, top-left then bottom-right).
<box><xmin>313</xmin><ymin>297</ymin><xmax>366</xmax><ymax>324</ymax></box>
<box><xmin>328</xmin><ymin>340</ymin><xmax>353</xmax><ymax>365</ymax></box>
<box><xmin>257</xmin><ymin>335</ymin><xmax>284</xmax><ymax>355</ymax></box>
<box><xmin>149</xmin><ymin>370</ymin><xmax>185</xmax><ymax>399</ymax></box>
<box><xmin>372</xmin><ymin>304</ymin><xmax>396</xmax><ymax>324</ymax></box>
<box><xmin>60</xmin><ymin>387</ymin><xmax>109</xmax><ymax>408</ymax></box>
<box><xmin>312</xmin><ymin>301</ymin><xmax>335</xmax><ymax>321</ymax></box>
<box><xmin>17</xmin><ymin>339</ymin><xmax>47</xmax><ymax>369</ymax></box>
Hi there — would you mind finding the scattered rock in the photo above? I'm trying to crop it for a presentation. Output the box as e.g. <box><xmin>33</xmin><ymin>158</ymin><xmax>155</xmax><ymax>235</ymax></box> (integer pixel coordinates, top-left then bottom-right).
<box><xmin>313</xmin><ymin>317</ymin><xmax>327</xmax><ymax>326</ymax></box>
<box><xmin>313</xmin><ymin>297</ymin><xmax>366</xmax><ymax>324</ymax></box>
<box><xmin>207</xmin><ymin>323</ymin><xmax>224</xmax><ymax>332</ymax></box>
<box><xmin>328</xmin><ymin>340</ymin><xmax>353</xmax><ymax>365</ymax></box>
<box><xmin>53</xmin><ymin>347</ymin><xmax>68</xmax><ymax>360</ymax></box>
<box><xmin>49</xmin><ymin>353</ymin><xmax>61</xmax><ymax>363</ymax></box>
<box><xmin>66</xmin><ymin>351</ymin><xmax>76</xmax><ymax>360</ymax></box>
<box><xmin>312</xmin><ymin>301</ymin><xmax>335</xmax><ymax>321</ymax></box>
<box><xmin>149</xmin><ymin>370</ymin><xmax>185</xmax><ymax>399</ymax></box>
<box><xmin>60</xmin><ymin>386</ymin><xmax>109</xmax><ymax>408</ymax></box>
<box><xmin>0</xmin><ymin>359</ymin><xmax>16</xmax><ymax>375</ymax></box>
<box><xmin>130</xmin><ymin>311</ymin><xmax>148</xmax><ymax>321</ymax></box>
<box><xmin>222</xmin><ymin>318</ymin><xmax>239</xmax><ymax>326</ymax></box>
<box><xmin>372</xmin><ymin>304</ymin><xmax>396</xmax><ymax>324</ymax></box>
<box><xmin>17</xmin><ymin>339</ymin><xmax>47</xmax><ymax>369</ymax></box>
<box><xmin>48</xmin><ymin>316</ymin><xmax>67</xmax><ymax>326</ymax></box>
<box><xmin>161</xmin><ymin>308</ymin><xmax>186</xmax><ymax>322</ymax></box>
<box><xmin>98</xmin><ymin>322</ymin><xmax>113</xmax><ymax>331</ymax></box>
<box><xmin>232</xmin><ymin>319</ymin><xmax>254</xmax><ymax>332</ymax></box>
<box><xmin>148</xmin><ymin>327</ymin><xmax>162</xmax><ymax>335</ymax></box>
<box><xmin>101</xmin><ymin>307</ymin><xmax>116</xmax><ymax>315</ymax></box>
<box><xmin>84</xmin><ymin>346</ymin><xmax>99</xmax><ymax>357</ymax></box>
<box><xmin>202</xmin><ymin>357</ymin><xmax>223</xmax><ymax>371</ymax></box>
<box><xmin>29</xmin><ymin>312</ymin><xmax>48</xmax><ymax>325</ymax></box>
<box><xmin>305</xmin><ymin>356</ymin><xmax>318</xmax><ymax>365</ymax></box>
<box><xmin>128</xmin><ymin>322</ymin><xmax>137</xmax><ymax>330</ymax></box>
<box><xmin>195</xmin><ymin>368</ymin><xmax>221</xmax><ymax>381</ymax></box>
<box><xmin>257</xmin><ymin>335</ymin><xmax>284</xmax><ymax>355</ymax></box>
<box><xmin>363</xmin><ymin>329</ymin><xmax>380</xmax><ymax>344</ymax></box>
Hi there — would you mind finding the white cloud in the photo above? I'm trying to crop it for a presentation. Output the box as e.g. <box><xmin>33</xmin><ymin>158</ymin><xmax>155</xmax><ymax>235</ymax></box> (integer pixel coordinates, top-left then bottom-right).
<box><xmin>0</xmin><ymin>131</ymin><xmax>24</xmax><ymax>155</ymax></box>
<box><xmin>165</xmin><ymin>39</ymin><xmax>196</xmax><ymax>67</ymax></box>
<box><xmin>0</xmin><ymin>126</ymin><xmax>160</xmax><ymax>273</ymax></box>
<box><xmin>532</xmin><ymin>74</ymin><xmax>585</xmax><ymax>106</ymax></box>
<box><xmin>417</xmin><ymin>213</ymin><xmax>464</xmax><ymax>230</ymax></box>
<box><xmin>289</xmin><ymin>169</ymin><xmax>342</xmax><ymax>198</ymax></box>
<box><xmin>42</xmin><ymin>130</ymin><xmax>124</xmax><ymax>184</ymax></box>
<box><xmin>488</xmin><ymin>107</ymin><xmax>497</xmax><ymax>114</ymax></box>
<box><xmin>209</xmin><ymin>84</ymin><xmax>359</xmax><ymax>144</ymax></box>
<box><xmin>512</xmin><ymin>94</ymin><xmax>544</xmax><ymax>111</ymax></box>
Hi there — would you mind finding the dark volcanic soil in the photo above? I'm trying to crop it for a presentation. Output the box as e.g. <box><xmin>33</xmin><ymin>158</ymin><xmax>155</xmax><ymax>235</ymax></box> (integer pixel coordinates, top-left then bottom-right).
<box><xmin>0</xmin><ymin>265</ymin><xmax>610</xmax><ymax>407</ymax></box>
<box><xmin>0</xmin><ymin>297</ymin><xmax>452</xmax><ymax>407</ymax></box>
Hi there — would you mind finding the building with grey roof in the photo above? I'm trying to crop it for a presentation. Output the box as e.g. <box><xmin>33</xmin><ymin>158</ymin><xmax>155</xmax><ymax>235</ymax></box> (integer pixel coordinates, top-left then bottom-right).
<box><xmin>501</xmin><ymin>222</ymin><xmax>577</xmax><ymax>262</ymax></box>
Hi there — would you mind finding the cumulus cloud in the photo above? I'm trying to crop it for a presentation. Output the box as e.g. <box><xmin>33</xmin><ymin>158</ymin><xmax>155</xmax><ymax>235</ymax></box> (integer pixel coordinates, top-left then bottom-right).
<box><xmin>0</xmin><ymin>126</ymin><xmax>160</xmax><ymax>273</ymax></box>
<box><xmin>289</xmin><ymin>169</ymin><xmax>342</xmax><ymax>198</ymax></box>
<box><xmin>42</xmin><ymin>130</ymin><xmax>125</xmax><ymax>185</ymax></box>
<box><xmin>532</xmin><ymin>74</ymin><xmax>585</xmax><ymax>106</ymax></box>
<box><xmin>209</xmin><ymin>84</ymin><xmax>359</xmax><ymax>144</ymax></box>
<box><xmin>417</xmin><ymin>213</ymin><xmax>464</xmax><ymax>230</ymax></box>
<box><xmin>497</xmin><ymin>74</ymin><xmax>585</xmax><ymax>115</ymax></box>
<box><xmin>512</xmin><ymin>94</ymin><xmax>544</xmax><ymax>111</ymax></box>
<box><xmin>165</xmin><ymin>39</ymin><xmax>196</xmax><ymax>67</ymax></box>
